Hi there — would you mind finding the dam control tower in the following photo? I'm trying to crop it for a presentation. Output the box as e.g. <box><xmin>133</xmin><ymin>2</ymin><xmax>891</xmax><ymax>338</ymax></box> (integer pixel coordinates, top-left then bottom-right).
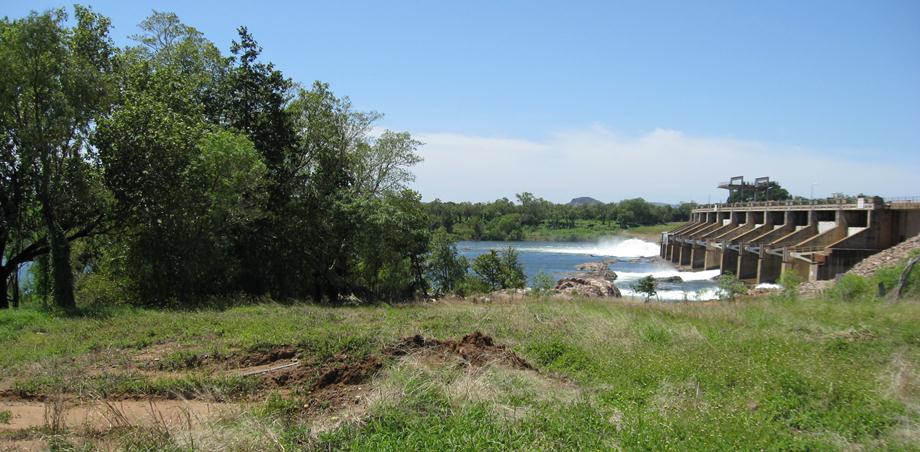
<box><xmin>718</xmin><ymin>176</ymin><xmax>773</xmax><ymax>202</ymax></box>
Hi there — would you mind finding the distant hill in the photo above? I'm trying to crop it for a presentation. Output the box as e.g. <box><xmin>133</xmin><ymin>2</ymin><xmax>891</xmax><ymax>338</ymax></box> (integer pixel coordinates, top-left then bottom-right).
<box><xmin>568</xmin><ymin>197</ymin><xmax>603</xmax><ymax>206</ymax></box>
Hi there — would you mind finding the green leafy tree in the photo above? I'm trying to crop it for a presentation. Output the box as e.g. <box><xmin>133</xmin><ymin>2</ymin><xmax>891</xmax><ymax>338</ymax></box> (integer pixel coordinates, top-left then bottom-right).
<box><xmin>472</xmin><ymin>251</ymin><xmax>504</xmax><ymax>291</ymax></box>
<box><xmin>0</xmin><ymin>6</ymin><xmax>117</xmax><ymax>309</ymax></box>
<box><xmin>635</xmin><ymin>275</ymin><xmax>658</xmax><ymax>302</ymax></box>
<box><xmin>282</xmin><ymin>81</ymin><xmax>426</xmax><ymax>301</ymax></box>
<box><xmin>96</xmin><ymin>46</ymin><xmax>267</xmax><ymax>303</ymax></box>
<box><xmin>484</xmin><ymin>214</ymin><xmax>524</xmax><ymax>241</ymax></box>
<box><xmin>499</xmin><ymin>247</ymin><xmax>526</xmax><ymax>289</ymax></box>
<box><xmin>472</xmin><ymin>248</ymin><xmax>525</xmax><ymax>291</ymax></box>
<box><xmin>425</xmin><ymin>229</ymin><xmax>469</xmax><ymax>296</ymax></box>
<box><xmin>0</xmin><ymin>122</ymin><xmax>31</xmax><ymax>308</ymax></box>
<box><xmin>353</xmin><ymin>190</ymin><xmax>431</xmax><ymax>300</ymax></box>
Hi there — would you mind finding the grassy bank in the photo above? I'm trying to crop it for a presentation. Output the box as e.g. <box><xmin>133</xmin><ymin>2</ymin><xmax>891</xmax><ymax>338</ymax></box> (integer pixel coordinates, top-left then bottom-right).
<box><xmin>2</xmin><ymin>294</ymin><xmax>919</xmax><ymax>450</ymax></box>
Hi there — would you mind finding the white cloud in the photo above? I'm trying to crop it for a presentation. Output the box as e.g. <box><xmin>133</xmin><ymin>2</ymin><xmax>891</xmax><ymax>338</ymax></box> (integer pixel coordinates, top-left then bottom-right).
<box><xmin>410</xmin><ymin>125</ymin><xmax>919</xmax><ymax>204</ymax></box>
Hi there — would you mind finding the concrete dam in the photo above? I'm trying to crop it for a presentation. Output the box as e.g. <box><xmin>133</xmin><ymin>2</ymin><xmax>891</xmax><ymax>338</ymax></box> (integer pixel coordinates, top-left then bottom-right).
<box><xmin>660</xmin><ymin>197</ymin><xmax>920</xmax><ymax>283</ymax></box>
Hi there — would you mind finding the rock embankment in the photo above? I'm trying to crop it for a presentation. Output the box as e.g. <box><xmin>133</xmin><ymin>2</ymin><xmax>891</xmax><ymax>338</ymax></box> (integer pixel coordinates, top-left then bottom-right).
<box><xmin>798</xmin><ymin>233</ymin><xmax>920</xmax><ymax>296</ymax></box>
<box><xmin>846</xmin><ymin>233</ymin><xmax>920</xmax><ymax>278</ymax></box>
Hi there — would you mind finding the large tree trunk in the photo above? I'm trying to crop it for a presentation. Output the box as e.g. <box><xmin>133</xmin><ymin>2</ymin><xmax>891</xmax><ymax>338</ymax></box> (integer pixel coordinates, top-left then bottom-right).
<box><xmin>12</xmin><ymin>267</ymin><xmax>20</xmax><ymax>308</ymax></box>
<box><xmin>0</xmin><ymin>273</ymin><xmax>8</xmax><ymax>309</ymax></box>
<box><xmin>48</xmin><ymin>226</ymin><xmax>76</xmax><ymax>310</ymax></box>
<box><xmin>40</xmin><ymin>195</ymin><xmax>76</xmax><ymax>310</ymax></box>
<box><xmin>0</xmin><ymin>238</ymin><xmax>6</xmax><ymax>309</ymax></box>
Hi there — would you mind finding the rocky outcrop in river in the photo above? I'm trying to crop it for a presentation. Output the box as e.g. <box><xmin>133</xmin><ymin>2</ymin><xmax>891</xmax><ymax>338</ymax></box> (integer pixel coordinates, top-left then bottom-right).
<box><xmin>554</xmin><ymin>277</ymin><xmax>622</xmax><ymax>297</ymax></box>
<box><xmin>554</xmin><ymin>261</ymin><xmax>622</xmax><ymax>297</ymax></box>
<box><xmin>575</xmin><ymin>261</ymin><xmax>618</xmax><ymax>280</ymax></box>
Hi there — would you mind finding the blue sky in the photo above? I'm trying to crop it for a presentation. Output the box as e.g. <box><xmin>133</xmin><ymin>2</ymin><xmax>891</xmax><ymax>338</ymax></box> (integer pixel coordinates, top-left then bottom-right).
<box><xmin>4</xmin><ymin>0</ymin><xmax>919</xmax><ymax>203</ymax></box>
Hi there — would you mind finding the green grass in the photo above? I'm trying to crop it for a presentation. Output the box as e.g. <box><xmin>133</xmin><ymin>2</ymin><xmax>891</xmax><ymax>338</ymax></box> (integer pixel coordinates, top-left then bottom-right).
<box><xmin>1</xmin><ymin>295</ymin><xmax>919</xmax><ymax>450</ymax></box>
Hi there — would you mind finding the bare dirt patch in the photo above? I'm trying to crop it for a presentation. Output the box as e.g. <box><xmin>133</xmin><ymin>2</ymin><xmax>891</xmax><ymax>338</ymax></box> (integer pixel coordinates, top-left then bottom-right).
<box><xmin>235</xmin><ymin>346</ymin><xmax>298</xmax><ymax>368</ymax></box>
<box><xmin>302</xmin><ymin>357</ymin><xmax>384</xmax><ymax>414</ymax></box>
<box><xmin>133</xmin><ymin>342</ymin><xmax>184</xmax><ymax>365</ymax></box>
<box><xmin>387</xmin><ymin>332</ymin><xmax>534</xmax><ymax>370</ymax></box>
<box><xmin>0</xmin><ymin>398</ymin><xmax>238</xmax><ymax>432</ymax></box>
<box><xmin>0</xmin><ymin>333</ymin><xmax>563</xmax><ymax>448</ymax></box>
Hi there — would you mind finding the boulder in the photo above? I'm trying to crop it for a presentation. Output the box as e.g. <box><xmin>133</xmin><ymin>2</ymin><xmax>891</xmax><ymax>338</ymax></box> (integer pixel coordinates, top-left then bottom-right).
<box><xmin>655</xmin><ymin>276</ymin><xmax>683</xmax><ymax>283</ymax></box>
<box><xmin>554</xmin><ymin>277</ymin><xmax>622</xmax><ymax>298</ymax></box>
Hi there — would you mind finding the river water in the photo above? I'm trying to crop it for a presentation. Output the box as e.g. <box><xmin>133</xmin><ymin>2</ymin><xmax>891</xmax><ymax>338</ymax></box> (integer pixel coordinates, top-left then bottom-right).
<box><xmin>457</xmin><ymin>236</ymin><xmax>721</xmax><ymax>300</ymax></box>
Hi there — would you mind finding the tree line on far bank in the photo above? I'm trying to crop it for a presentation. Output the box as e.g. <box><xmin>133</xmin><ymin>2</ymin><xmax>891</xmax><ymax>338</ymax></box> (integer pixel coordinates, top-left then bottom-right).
<box><xmin>425</xmin><ymin>194</ymin><xmax>697</xmax><ymax>241</ymax></box>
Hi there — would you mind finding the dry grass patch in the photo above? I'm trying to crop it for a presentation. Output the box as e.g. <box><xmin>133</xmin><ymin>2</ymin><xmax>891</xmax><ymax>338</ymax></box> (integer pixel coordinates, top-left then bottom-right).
<box><xmin>652</xmin><ymin>379</ymin><xmax>707</xmax><ymax>417</ymax></box>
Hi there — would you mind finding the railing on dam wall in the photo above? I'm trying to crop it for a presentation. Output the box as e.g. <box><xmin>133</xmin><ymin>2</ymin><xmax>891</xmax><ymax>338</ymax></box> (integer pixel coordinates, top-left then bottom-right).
<box><xmin>885</xmin><ymin>196</ymin><xmax>920</xmax><ymax>210</ymax></box>
<box><xmin>692</xmin><ymin>197</ymin><xmax>885</xmax><ymax>212</ymax></box>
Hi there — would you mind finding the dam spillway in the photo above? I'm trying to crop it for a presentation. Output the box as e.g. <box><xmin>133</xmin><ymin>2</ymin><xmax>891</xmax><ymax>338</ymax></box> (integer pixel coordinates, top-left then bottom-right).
<box><xmin>660</xmin><ymin>197</ymin><xmax>920</xmax><ymax>283</ymax></box>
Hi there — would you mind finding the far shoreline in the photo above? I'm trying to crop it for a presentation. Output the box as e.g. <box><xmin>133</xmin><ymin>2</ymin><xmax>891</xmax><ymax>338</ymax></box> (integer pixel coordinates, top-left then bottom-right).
<box><xmin>453</xmin><ymin>221</ymin><xmax>685</xmax><ymax>244</ymax></box>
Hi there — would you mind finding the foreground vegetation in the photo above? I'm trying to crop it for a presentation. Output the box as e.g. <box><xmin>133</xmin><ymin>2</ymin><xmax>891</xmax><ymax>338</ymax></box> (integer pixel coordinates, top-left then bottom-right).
<box><xmin>1</xmin><ymin>7</ymin><xmax>443</xmax><ymax>310</ymax></box>
<box><xmin>2</xmin><ymin>291</ymin><xmax>918</xmax><ymax>450</ymax></box>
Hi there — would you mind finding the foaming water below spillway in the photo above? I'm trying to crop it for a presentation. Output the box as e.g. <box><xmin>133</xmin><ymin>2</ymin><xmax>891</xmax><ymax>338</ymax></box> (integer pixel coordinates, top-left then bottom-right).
<box><xmin>458</xmin><ymin>236</ymin><xmax>722</xmax><ymax>302</ymax></box>
<box><xmin>615</xmin><ymin>269</ymin><xmax>721</xmax><ymax>282</ymax></box>
<box><xmin>516</xmin><ymin>237</ymin><xmax>661</xmax><ymax>258</ymax></box>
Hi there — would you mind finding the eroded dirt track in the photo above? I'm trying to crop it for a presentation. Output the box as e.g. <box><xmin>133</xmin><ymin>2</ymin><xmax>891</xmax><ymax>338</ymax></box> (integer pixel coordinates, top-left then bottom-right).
<box><xmin>0</xmin><ymin>332</ymin><xmax>545</xmax><ymax>450</ymax></box>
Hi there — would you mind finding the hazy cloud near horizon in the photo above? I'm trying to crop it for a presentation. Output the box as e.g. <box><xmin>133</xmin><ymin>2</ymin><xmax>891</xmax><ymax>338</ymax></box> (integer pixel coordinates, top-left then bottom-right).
<box><xmin>409</xmin><ymin>126</ymin><xmax>918</xmax><ymax>204</ymax></box>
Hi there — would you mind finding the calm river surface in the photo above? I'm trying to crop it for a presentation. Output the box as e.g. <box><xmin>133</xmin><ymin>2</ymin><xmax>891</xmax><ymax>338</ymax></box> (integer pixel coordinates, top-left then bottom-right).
<box><xmin>457</xmin><ymin>236</ymin><xmax>721</xmax><ymax>300</ymax></box>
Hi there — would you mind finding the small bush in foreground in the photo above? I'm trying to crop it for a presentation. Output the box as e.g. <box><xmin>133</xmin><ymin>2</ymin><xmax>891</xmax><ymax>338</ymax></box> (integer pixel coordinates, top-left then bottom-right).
<box><xmin>778</xmin><ymin>270</ymin><xmax>803</xmax><ymax>299</ymax></box>
<box><xmin>635</xmin><ymin>275</ymin><xmax>658</xmax><ymax>302</ymax></box>
<box><xmin>717</xmin><ymin>273</ymin><xmax>747</xmax><ymax>301</ymax></box>
<box><xmin>455</xmin><ymin>275</ymin><xmax>493</xmax><ymax>297</ymax></box>
<box><xmin>531</xmin><ymin>272</ymin><xmax>556</xmax><ymax>293</ymax></box>
<box><xmin>828</xmin><ymin>274</ymin><xmax>872</xmax><ymax>302</ymax></box>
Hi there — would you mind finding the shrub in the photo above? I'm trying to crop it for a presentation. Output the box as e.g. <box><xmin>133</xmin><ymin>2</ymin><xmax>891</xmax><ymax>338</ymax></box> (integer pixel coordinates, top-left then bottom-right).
<box><xmin>717</xmin><ymin>273</ymin><xmax>747</xmax><ymax>301</ymax></box>
<box><xmin>75</xmin><ymin>272</ymin><xmax>130</xmax><ymax>308</ymax></box>
<box><xmin>425</xmin><ymin>229</ymin><xmax>469</xmax><ymax>296</ymax></box>
<box><xmin>778</xmin><ymin>270</ymin><xmax>803</xmax><ymax>299</ymax></box>
<box><xmin>635</xmin><ymin>275</ymin><xmax>658</xmax><ymax>302</ymax></box>
<box><xmin>454</xmin><ymin>275</ymin><xmax>493</xmax><ymax>297</ymax></box>
<box><xmin>472</xmin><ymin>247</ymin><xmax>526</xmax><ymax>291</ymax></box>
<box><xmin>472</xmin><ymin>251</ymin><xmax>504</xmax><ymax>290</ymax></box>
<box><xmin>827</xmin><ymin>274</ymin><xmax>872</xmax><ymax>302</ymax></box>
<box><xmin>498</xmin><ymin>247</ymin><xmax>526</xmax><ymax>289</ymax></box>
<box><xmin>531</xmin><ymin>272</ymin><xmax>556</xmax><ymax>293</ymax></box>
